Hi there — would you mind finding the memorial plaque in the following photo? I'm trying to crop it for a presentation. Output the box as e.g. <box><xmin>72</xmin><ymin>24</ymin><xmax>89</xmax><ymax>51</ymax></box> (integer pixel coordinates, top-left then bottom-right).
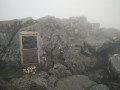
<box><xmin>22</xmin><ymin>36</ymin><xmax>37</xmax><ymax>49</ymax></box>
<box><xmin>19</xmin><ymin>31</ymin><xmax>40</xmax><ymax>65</ymax></box>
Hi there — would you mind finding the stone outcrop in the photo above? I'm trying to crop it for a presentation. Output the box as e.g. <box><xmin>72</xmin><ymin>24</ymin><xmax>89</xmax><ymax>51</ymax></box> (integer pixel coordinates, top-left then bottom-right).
<box><xmin>109</xmin><ymin>54</ymin><xmax>120</xmax><ymax>75</ymax></box>
<box><xmin>0</xmin><ymin>16</ymin><xmax>120</xmax><ymax>90</ymax></box>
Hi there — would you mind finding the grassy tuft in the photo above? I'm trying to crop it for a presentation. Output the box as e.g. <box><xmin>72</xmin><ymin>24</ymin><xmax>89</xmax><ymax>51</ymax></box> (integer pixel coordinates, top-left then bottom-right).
<box><xmin>0</xmin><ymin>68</ymin><xmax>25</xmax><ymax>78</ymax></box>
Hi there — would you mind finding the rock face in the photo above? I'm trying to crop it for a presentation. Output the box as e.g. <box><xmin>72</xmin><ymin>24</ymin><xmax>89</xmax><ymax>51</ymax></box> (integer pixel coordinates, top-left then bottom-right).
<box><xmin>0</xmin><ymin>18</ymin><xmax>36</xmax><ymax>69</ymax></box>
<box><xmin>109</xmin><ymin>54</ymin><xmax>120</xmax><ymax>75</ymax></box>
<box><xmin>0</xmin><ymin>16</ymin><xmax>120</xmax><ymax>90</ymax></box>
<box><xmin>0</xmin><ymin>20</ymin><xmax>23</xmax><ymax>68</ymax></box>
<box><xmin>0</xmin><ymin>16</ymin><xmax>120</xmax><ymax>70</ymax></box>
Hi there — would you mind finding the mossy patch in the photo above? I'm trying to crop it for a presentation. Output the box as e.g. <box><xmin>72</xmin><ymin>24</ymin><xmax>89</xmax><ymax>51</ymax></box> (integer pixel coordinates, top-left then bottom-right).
<box><xmin>56</xmin><ymin>75</ymin><xmax>70</xmax><ymax>79</ymax></box>
<box><xmin>0</xmin><ymin>68</ymin><xmax>25</xmax><ymax>78</ymax></box>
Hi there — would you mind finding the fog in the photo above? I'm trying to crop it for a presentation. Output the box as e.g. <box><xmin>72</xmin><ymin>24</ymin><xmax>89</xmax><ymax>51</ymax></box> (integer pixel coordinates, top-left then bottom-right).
<box><xmin>0</xmin><ymin>0</ymin><xmax>120</xmax><ymax>29</ymax></box>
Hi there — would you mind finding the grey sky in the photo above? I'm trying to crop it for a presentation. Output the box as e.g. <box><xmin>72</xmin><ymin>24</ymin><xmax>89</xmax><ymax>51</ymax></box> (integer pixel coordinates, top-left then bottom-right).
<box><xmin>0</xmin><ymin>0</ymin><xmax>120</xmax><ymax>29</ymax></box>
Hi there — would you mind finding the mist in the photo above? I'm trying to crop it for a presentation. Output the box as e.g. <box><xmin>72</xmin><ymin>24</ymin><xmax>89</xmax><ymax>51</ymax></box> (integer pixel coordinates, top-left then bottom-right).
<box><xmin>0</xmin><ymin>0</ymin><xmax>120</xmax><ymax>29</ymax></box>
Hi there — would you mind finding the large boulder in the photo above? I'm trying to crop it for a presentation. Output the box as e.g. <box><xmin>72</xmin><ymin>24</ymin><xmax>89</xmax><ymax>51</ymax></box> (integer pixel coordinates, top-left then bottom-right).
<box><xmin>49</xmin><ymin>63</ymin><xmax>72</xmax><ymax>77</ymax></box>
<box><xmin>63</xmin><ymin>45</ymin><xmax>97</xmax><ymax>74</ymax></box>
<box><xmin>0</xmin><ymin>20</ymin><xmax>23</xmax><ymax>68</ymax></box>
<box><xmin>31</xmin><ymin>77</ymin><xmax>47</xmax><ymax>90</ymax></box>
<box><xmin>56</xmin><ymin>75</ymin><xmax>109</xmax><ymax>90</ymax></box>
<box><xmin>109</xmin><ymin>54</ymin><xmax>120</xmax><ymax>75</ymax></box>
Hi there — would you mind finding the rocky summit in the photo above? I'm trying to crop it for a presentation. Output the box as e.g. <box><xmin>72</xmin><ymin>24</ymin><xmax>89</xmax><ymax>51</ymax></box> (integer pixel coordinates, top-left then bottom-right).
<box><xmin>0</xmin><ymin>16</ymin><xmax>120</xmax><ymax>90</ymax></box>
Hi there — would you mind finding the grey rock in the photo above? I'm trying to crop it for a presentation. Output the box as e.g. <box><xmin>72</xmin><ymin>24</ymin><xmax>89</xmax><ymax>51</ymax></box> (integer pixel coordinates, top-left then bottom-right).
<box><xmin>0</xmin><ymin>16</ymin><xmax>120</xmax><ymax>90</ymax></box>
<box><xmin>38</xmin><ymin>71</ymin><xmax>49</xmax><ymax>79</ymax></box>
<box><xmin>57</xmin><ymin>75</ymin><xmax>96</xmax><ymax>90</ymax></box>
<box><xmin>63</xmin><ymin>48</ymin><xmax>97</xmax><ymax>74</ymax></box>
<box><xmin>11</xmin><ymin>75</ymin><xmax>31</xmax><ymax>90</ymax></box>
<box><xmin>107</xmin><ymin>82</ymin><xmax>120</xmax><ymax>90</ymax></box>
<box><xmin>47</xmin><ymin>76</ymin><xmax>58</xmax><ymax>87</ymax></box>
<box><xmin>109</xmin><ymin>54</ymin><xmax>120</xmax><ymax>75</ymax></box>
<box><xmin>47</xmin><ymin>76</ymin><xmax>59</xmax><ymax>90</ymax></box>
<box><xmin>31</xmin><ymin>77</ymin><xmax>47</xmax><ymax>90</ymax></box>
<box><xmin>1</xmin><ymin>16</ymin><xmax>120</xmax><ymax>70</ymax></box>
<box><xmin>10</xmin><ymin>74</ymin><xmax>48</xmax><ymax>90</ymax></box>
<box><xmin>53</xmin><ymin>63</ymin><xmax>66</xmax><ymax>69</ymax></box>
<box><xmin>49</xmin><ymin>63</ymin><xmax>72</xmax><ymax>77</ymax></box>
<box><xmin>90</xmin><ymin>84</ymin><xmax>109</xmax><ymax>90</ymax></box>
<box><xmin>20</xmin><ymin>17</ymin><xmax>33</xmax><ymax>24</ymax></box>
<box><xmin>48</xmin><ymin>87</ymin><xmax>60</xmax><ymax>90</ymax></box>
<box><xmin>0</xmin><ymin>20</ymin><xmax>22</xmax><ymax>64</ymax></box>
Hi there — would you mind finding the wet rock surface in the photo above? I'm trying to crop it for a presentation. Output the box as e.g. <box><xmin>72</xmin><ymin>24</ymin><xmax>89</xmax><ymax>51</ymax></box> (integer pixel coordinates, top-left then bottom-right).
<box><xmin>0</xmin><ymin>16</ymin><xmax>120</xmax><ymax>90</ymax></box>
<box><xmin>109</xmin><ymin>54</ymin><xmax>120</xmax><ymax>75</ymax></box>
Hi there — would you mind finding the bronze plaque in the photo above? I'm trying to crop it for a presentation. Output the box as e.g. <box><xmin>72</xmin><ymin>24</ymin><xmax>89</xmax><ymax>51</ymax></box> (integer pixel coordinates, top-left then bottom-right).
<box><xmin>19</xmin><ymin>31</ymin><xmax>40</xmax><ymax>65</ymax></box>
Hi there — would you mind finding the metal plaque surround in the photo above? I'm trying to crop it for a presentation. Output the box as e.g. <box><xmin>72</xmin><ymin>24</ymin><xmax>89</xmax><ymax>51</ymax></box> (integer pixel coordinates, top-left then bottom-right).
<box><xmin>19</xmin><ymin>31</ymin><xmax>40</xmax><ymax>65</ymax></box>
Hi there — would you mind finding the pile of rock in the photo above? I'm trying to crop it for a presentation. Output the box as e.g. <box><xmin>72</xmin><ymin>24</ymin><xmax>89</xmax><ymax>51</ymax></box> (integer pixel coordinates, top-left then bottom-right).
<box><xmin>0</xmin><ymin>16</ymin><xmax>120</xmax><ymax>90</ymax></box>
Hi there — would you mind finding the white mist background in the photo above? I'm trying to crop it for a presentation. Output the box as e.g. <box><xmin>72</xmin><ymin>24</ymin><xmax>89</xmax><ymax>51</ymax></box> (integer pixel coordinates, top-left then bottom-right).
<box><xmin>0</xmin><ymin>0</ymin><xmax>120</xmax><ymax>29</ymax></box>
